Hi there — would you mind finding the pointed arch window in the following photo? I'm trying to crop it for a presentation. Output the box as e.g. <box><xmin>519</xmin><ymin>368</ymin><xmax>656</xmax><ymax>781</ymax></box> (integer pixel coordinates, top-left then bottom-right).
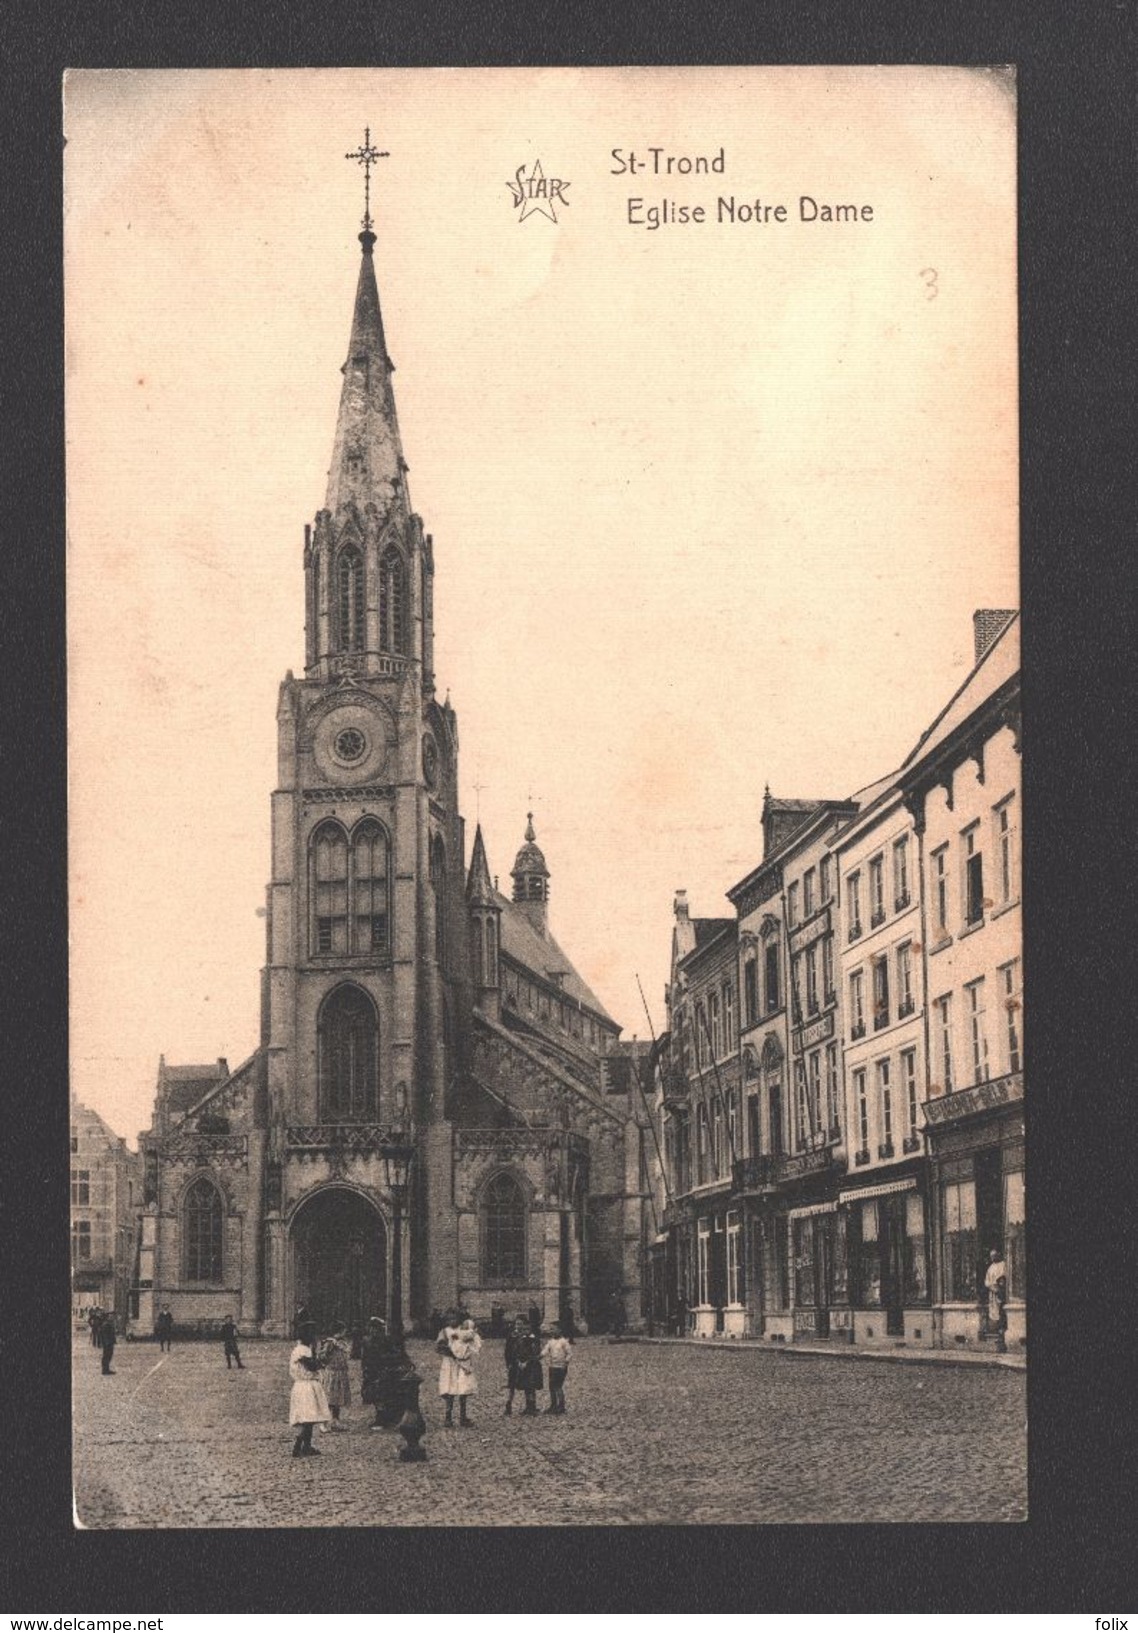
<box><xmin>185</xmin><ymin>1178</ymin><xmax>223</xmax><ymax>1283</ymax></box>
<box><xmin>352</xmin><ymin>820</ymin><xmax>390</xmax><ymax>954</ymax></box>
<box><xmin>430</xmin><ymin>835</ymin><xmax>447</xmax><ymax>967</ymax></box>
<box><xmin>310</xmin><ymin>820</ymin><xmax>391</xmax><ymax>955</ymax></box>
<box><xmin>311</xmin><ymin>821</ymin><xmax>350</xmax><ymax>954</ymax></box>
<box><xmin>481</xmin><ymin>1172</ymin><xmax>526</xmax><ymax>1282</ymax></box>
<box><xmin>336</xmin><ymin>546</ymin><xmax>365</xmax><ymax>653</ymax></box>
<box><xmin>318</xmin><ymin>984</ymin><xmax>379</xmax><ymax>1122</ymax></box>
<box><xmin>379</xmin><ymin>547</ymin><xmax>406</xmax><ymax>654</ymax></box>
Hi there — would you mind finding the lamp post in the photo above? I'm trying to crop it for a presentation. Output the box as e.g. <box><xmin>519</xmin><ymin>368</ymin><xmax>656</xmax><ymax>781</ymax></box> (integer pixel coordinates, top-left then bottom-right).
<box><xmin>381</xmin><ymin>1136</ymin><xmax>415</xmax><ymax>1339</ymax></box>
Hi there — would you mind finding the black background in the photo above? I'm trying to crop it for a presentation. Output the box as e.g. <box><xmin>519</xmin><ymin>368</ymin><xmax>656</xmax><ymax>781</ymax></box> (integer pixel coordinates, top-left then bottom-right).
<box><xmin>3</xmin><ymin>0</ymin><xmax>1135</xmax><ymax>1614</ymax></box>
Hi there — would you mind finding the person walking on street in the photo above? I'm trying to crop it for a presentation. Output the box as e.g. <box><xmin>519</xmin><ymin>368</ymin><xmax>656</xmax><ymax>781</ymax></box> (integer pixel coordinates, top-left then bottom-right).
<box><xmin>541</xmin><ymin>1322</ymin><xmax>572</xmax><ymax>1414</ymax></box>
<box><xmin>289</xmin><ymin>1320</ymin><xmax>331</xmax><ymax>1457</ymax></box>
<box><xmin>98</xmin><ymin>1312</ymin><xmax>117</xmax><ymax>1375</ymax></box>
<box><xmin>504</xmin><ymin>1315</ymin><xmax>543</xmax><ymax>1416</ymax></box>
<box><xmin>88</xmin><ymin>1306</ymin><xmax>103</xmax><ymax>1348</ymax></box>
<box><xmin>985</xmin><ymin>1248</ymin><xmax>1009</xmax><ymax>1353</ymax></box>
<box><xmin>321</xmin><ymin>1327</ymin><xmax>351</xmax><ymax>1428</ymax></box>
<box><xmin>437</xmin><ymin>1313</ymin><xmax>481</xmax><ymax>1428</ymax></box>
<box><xmin>221</xmin><ymin>1315</ymin><xmax>245</xmax><ymax>1370</ymax></box>
<box><xmin>156</xmin><ymin>1306</ymin><xmax>174</xmax><ymax>1352</ymax></box>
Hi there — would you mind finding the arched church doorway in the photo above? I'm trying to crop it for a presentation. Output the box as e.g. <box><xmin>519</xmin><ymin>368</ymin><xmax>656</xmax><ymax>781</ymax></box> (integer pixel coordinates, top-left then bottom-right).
<box><xmin>291</xmin><ymin>1188</ymin><xmax>387</xmax><ymax>1333</ymax></box>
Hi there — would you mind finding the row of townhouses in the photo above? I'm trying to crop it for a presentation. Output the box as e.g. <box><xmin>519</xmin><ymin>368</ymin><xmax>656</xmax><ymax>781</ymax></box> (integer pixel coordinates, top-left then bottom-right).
<box><xmin>643</xmin><ymin>609</ymin><xmax>1023</xmax><ymax>1353</ymax></box>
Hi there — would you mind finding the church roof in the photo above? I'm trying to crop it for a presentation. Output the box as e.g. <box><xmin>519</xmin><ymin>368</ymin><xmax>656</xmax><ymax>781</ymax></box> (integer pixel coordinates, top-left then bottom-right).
<box><xmin>158</xmin><ymin>1060</ymin><xmax>229</xmax><ymax>1118</ymax></box>
<box><xmin>323</xmin><ymin>229</ymin><xmax>408</xmax><ymax>520</ymax></box>
<box><xmin>494</xmin><ymin>888</ymin><xmax>616</xmax><ymax>1026</ymax></box>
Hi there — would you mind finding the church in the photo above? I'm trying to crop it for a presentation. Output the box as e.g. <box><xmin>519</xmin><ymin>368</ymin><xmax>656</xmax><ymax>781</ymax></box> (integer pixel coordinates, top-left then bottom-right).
<box><xmin>136</xmin><ymin>158</ymin><xmax>647</xmax><ymax>1339</ymax></box>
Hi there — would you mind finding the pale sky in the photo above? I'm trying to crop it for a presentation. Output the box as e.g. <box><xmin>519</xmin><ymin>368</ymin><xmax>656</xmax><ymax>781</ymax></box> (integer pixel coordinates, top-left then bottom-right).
<box><xmin>65</xmin><ymin>67</ymin><xmax>1018</xmax><ymax>1146</ymax></box>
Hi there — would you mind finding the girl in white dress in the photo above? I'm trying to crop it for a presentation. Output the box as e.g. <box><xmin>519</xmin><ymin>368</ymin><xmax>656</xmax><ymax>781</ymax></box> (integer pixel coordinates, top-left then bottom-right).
<box><xmin>289</xmin><ymin>1320</ymin><xmax>332</xmax><ymax>1457</ymax></box>
<box><xmin>437</xmin><ymin>1314</ymin><xmax>482</xmax><ymax>1427</ymax></box>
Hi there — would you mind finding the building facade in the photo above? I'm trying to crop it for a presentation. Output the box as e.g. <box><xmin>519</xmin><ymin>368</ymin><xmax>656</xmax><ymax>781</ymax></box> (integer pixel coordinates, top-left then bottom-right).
<box><xmin>135</xmin><ymin>200</ymin><xmax>644</xmax><ymax>1338</ymax></box>
<box><xmin>646</xmin><ymin>613</ymin><xmax>1024</xmax><ymax>1353</ymax></box>
<box><xmin>70</xmin><ymin>1097</ymin><xmax>142</xmax><ymax>1331</ymax></box>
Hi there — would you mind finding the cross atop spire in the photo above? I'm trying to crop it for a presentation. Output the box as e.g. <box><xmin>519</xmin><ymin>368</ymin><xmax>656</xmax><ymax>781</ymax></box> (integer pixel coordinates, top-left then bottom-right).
<box><xmin>345</xmin><ymin>127</ymin><xmax>390</xmax><ymax>235</ymax></box>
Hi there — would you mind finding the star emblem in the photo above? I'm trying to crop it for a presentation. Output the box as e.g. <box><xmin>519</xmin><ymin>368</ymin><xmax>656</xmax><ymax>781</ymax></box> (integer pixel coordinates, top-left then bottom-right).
<box><xmin>507</xmin><ymin>158</ymin><xmax>571</xmax><ymax>224</ymax></box>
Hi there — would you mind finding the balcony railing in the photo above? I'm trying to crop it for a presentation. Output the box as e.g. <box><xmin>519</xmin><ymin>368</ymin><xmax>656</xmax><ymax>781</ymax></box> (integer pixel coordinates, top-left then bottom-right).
<box><xmin>870</xmin><ymin>908</ymin><xmax>886</xmax><ymax>929</ymax></box>
<box><xmin>902</xmin><ymin>1134</ymin><xmax>922</xmax><ymax>1153</ymax></box>
<box><xmin>732</xmin><ymin>1154</ymin><xmax>777</xmax><ymax>1194</ymax></box>
<box><xmin>897</xmin><ymin>999</ymin><xmax>915</xmax><ymax>1018</ymax></box>
<box><xmin>873</xmin><ymin>1008</ymin><xmax>890</xmax><ymax>1031</ymax></box>
<box><xmin>895</xmin><ymin>891</ymin><xmax>911</xmax><ymax>912</ymax></box>
<box><xmin>854</xmin><ymin>1148</ymin><xmax>871</xmax><ymax>1166</ymax></box>
<box><xmin>848</xmin><ymin>922</ymin><xmax>863</xmax><ymax>943</ymax></box>
<box><xmin>850</xmin><ymin>1022</ymin><xmax>866</xmax><ymax>1041</ymax></box>
<box><xmin>878</xmin><ymin>1141</ymin><xmax>895</xmax><ymax>1159</ymax></box>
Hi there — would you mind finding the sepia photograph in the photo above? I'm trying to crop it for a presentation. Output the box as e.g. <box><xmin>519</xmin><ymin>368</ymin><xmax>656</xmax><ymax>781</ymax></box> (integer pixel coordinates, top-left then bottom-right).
<box><xmin>66</xmin><ymin>65</ymin><xmax>1023</xmax><ymax>1528</ymax></box>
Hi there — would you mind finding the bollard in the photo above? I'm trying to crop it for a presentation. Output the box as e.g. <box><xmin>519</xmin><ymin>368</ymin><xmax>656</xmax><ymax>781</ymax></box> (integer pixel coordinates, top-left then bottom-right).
<box><xmin>396</xmin><ymin>1366</ymin><xmax>427</xmax><ymax>1462</ymax></box>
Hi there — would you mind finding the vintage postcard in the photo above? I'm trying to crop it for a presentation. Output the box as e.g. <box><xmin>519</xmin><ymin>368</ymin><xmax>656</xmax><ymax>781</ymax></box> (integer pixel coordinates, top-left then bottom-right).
<box><xmin>67</xmin><ymin>66</ymin><xmax>1021</xmax><ymax>1526</ymax></box>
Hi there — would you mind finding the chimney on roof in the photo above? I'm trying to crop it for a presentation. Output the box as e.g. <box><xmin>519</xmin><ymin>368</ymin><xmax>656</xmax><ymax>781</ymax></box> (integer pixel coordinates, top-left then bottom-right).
<box><xmin>674</xmin><ymin>889</ymin><xmax>689</xmax><ymax>922</ymax></box>
<box><xmin>973</xmin><ymin>609</ymin><xmax>1016</xmax><ymax>666</ymax></box>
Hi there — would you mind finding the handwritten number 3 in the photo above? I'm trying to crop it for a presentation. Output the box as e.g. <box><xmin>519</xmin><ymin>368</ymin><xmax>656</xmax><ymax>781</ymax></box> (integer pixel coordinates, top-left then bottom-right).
<box><xmin>920</xmin><ymin>267</ymin><xmax>938</xmax><ymax>301</ymax></box>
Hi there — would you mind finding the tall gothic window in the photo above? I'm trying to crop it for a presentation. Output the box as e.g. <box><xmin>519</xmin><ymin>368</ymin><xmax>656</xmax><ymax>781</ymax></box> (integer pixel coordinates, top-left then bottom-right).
<box><xmin>379</xmin><ymin>547</ymin><xmax>406</xmax><ymax>654</ymax></box>
<box><xmin>310</xmin><ymin>820</ymin><xmax>391</xmax><ymax>955</ymax></box>
<box><xmin>352</xmin><ymin>821</ymin><xmax>390</xmax><ymax>953</ymax></box>
<box><xmin>318</xmin><ymin>984</ymin><xmax>379</xmax><ymax>1121</ymax></box>
<box><xmin>430</xmin><ymin>835</ymin><xmax>447</xmax><ymax>966</ymax></box>
<box><xmin>336</xmin><ymin>546</ymin><xmax>365</xmax><ymax>653</ymax></box>
<box><xmin>185</xmin><ymin>1178</ymin><xmax>223</xmax><ymax>1283</ymax></box>
<box><xmin>312</xmin><ymin>821</ymin><xmax>350</xmax><ymax>953</ymax></box>
<box><xmin>482</xmin><ymin>1172</ymin><xmax>526</xmax><ymax>1282</ymax></box>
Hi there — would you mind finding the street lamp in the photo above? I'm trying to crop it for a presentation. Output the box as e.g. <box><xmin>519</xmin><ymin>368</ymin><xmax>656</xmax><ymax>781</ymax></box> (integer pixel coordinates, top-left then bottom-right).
<box><xmin>381</xmin><ymin>1136</ymin><xmax>415</xmax><ymax>1339</ymax></box>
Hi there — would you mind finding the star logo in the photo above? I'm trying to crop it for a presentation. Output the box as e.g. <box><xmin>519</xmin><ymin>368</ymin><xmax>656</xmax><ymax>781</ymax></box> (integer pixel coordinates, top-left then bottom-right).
<box><xmin>507</xmin><ymin>158</ymin><xmax>571</xmax><ymax>223</ymax></box>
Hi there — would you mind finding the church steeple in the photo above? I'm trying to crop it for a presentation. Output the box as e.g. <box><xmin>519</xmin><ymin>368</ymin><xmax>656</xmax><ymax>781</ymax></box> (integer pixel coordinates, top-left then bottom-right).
<box><xmin>304</xmin><ymin>149</ymin><xmax>435</xmax><ymax>686</ymax></box>
<box><xmin>467</xmin><ymin>823</ymin><xmax>501</xmax><ymax>1019</ymax></box>
<box><xmin>324</xmin><ymin>228</ymin><xmax>408</xmax><ymax>520</ymax></box>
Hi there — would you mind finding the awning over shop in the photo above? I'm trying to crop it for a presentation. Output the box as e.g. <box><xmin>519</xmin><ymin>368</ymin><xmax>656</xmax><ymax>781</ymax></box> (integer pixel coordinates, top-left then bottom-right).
<box><xmin>838</xmin><ymin>1177</ymin><xmax>918</xmax><ymax>1205</ymax></box>
<box><xmin>787</xmin><ymin>1201</ymin><xmax>838</xmax><ymax>1220</ymax></box>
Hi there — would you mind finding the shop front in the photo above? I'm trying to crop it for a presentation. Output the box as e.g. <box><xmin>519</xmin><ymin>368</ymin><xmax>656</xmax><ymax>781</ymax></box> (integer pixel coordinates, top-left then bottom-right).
<box><xmin>838</xmin><ymin>1172</ymin><xmax>933</xmax><ymax>1347</ymax></box>
<box><xmin>925</xmin><ymin>1071</ymin><xmax>1025</xmax><ymax>1349</ymax></box>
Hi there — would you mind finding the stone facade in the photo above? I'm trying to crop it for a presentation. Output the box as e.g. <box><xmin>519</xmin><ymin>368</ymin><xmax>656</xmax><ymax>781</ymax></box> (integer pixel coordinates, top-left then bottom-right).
<box><xmin>70</xmin><ymin>1097</ymin><xmax>142</xmax><ymax>1331</ymax></box>
<box><xmin>135</xmin><ymin>212</ymin><xmax>643</xmax><ymax>1337</ymax></box>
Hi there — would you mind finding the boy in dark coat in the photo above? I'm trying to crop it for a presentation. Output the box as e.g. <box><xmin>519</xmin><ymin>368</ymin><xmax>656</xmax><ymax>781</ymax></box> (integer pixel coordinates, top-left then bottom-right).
<box><xmin>504</xmin><ymin>1316</ymin><xmax>543</xmax><ymax>1416</ymax></box>
<box><xmin>221</xmin><ymin>1316</ymin><xmax>244</xmax><ymax>1369</ymax></box>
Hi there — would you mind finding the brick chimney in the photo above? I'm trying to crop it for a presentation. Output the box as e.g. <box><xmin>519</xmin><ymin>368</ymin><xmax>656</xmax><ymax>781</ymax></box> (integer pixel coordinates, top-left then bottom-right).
<box><xmin>973</xmin><ymin>609</ymin><xmax>1017</xmax><ymax>666</ymax></box>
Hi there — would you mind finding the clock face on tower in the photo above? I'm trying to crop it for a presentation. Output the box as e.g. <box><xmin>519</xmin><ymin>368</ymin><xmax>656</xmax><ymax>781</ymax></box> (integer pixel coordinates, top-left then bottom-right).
<box><xmin>310</xmin><ymin>701</ymin><xmax>390</xmax><ymax>785</ymax></box>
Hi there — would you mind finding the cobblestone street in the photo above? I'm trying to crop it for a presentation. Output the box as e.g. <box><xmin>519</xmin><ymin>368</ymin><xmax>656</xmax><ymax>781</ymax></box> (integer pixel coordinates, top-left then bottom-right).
<box><xmin>73</xmin><ymin>1335</ymin><xmax>1027</xmax><ymax>1527</ymax></box>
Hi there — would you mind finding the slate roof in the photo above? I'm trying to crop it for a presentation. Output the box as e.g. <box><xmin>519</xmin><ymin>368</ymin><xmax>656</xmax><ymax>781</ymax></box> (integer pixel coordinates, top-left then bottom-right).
<box><xmin>494</xmin><ymin>889</ymin><xmax>616</xmax><ymax>1026</ymax></box>
<box><xmin>902</xmin><ymin>612</ymin><xmax>1020</xmax><ymax>771</ymax></box>
<box><xmin>160</xmin><ymin>1062</ymin><xmax>229</xmax><ymax>1118</ymax></box>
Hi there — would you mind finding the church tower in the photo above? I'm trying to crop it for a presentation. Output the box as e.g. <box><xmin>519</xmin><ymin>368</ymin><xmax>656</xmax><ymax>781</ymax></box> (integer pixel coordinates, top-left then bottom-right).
<box><xmin>510</xmin><ymin>813</ymin><xmax>550</xmax><ymax>935</ymax></box>
<box><xmin>258</xmin><ymin>152</ymin><xmax>468</xmax><ymax>1334</ymax></box>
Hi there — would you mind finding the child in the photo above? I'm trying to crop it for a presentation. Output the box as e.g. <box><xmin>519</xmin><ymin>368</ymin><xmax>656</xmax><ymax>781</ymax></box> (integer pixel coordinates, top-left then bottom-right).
<box><xmin>289</xmin><ymin>1320</ymin><xmax>331</xmax><ymax>1457</ymax></box>
<box><xmin>438</xmin><ymin>1314</ymin><xmax>482</xmax><ymax>1427</ymax></box>
<box><xmin>321</xmin><ymin>1328</ymin><xmax>352</xmax><ymax>1428</ymax></box>
<box><xmin>541</xmin><ymin>1322</ymin><xmax>572</xmax><ymax>1415</ymax></box>
<box><xmin>504</xmin><ymin>1315</ymin><xmax>543</xmax><ymax>1416</ymax></box>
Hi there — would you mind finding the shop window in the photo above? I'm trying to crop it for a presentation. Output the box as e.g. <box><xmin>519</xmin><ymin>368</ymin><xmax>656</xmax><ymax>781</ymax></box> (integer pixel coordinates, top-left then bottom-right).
<box><xmin>942</xmin><ymin>1178</ymin><xmax>977</xmax><ymax>1301</ymax></box>
<box><xmin>764</xmin><ymin>1216</ymin><xmax>790</xmax><ymax>1312</ymax></box>
<box><xmin>857</xmin><ymin>1200</ymin><xmax>882</xmax><ymax>1306</ymax></box>
<box><xmin>903</xmin><ymin>1191</ymin><xmax>929</xmax><ymax>1302</ymax></box>
<box><xmin>1004</xmin><ymin>1169</ymin><xmax>1026</xmax><ymax>1300</ymax></box>
<box><xmin>185</xmin><ymin>1177</ymin><xmax>223</xmax><ymax>1284</ymax></box>
<box><xmin>481</xmin><ymin>1172</ymin><xmax>526</xmax><ymax>1282</ymax></box>
<box><xmin>793</xmin><ymin>1215</ymin><xmax>817</xmax><ymax>1307</ymax></box>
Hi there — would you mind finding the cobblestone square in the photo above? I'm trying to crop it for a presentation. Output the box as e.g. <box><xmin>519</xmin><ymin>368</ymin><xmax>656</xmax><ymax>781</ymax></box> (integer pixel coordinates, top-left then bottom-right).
<box><xmin>73</xmin><ymin>1335</ymin><xmax>1027</xmax><ymax>1526</ymax></box>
